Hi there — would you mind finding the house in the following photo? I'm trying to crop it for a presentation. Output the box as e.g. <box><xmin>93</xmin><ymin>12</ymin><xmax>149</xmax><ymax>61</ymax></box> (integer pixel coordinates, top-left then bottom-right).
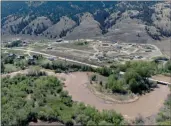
<box><xmin>116</xmin><ymin>45</ymin><xmax>122</xmax><ymax>49</ymax></box>
<box><xmin>56</xmin><ymin>39</ymin><xmax>63</xmax><ymax>42</ymax></box>
<box><xmin>28</xmin><ymin>56</ymin><xmax>34</xmax><ymax>60</ymax></box>
<box><xmin>22</xmin><ymin>43</ymin><xmax>28</xmax><ymax>46</ymax></box>
<box><xmin>134</xmin><ymin>55</ymin><xmax>143</xmax><ymax>59</ymax></box>
<box><xmin>32</xmin><ymin>54</ymin><xmax>39</xmax><ymax>59</ymax></box>
<box><xmin>27</xmin><ymin>56</ymin><xmax>35</xmax><ymax>64</ymax></box>
<box><xmin>47</xmin><ymin>47</ymin><xmax>52</xmax><ymax>49</ymax></box>
<box><xmin>145</xmin><ymin>50</ymin><xmax>152</xmax><ymax>52</ymax></box>
<box><xmin>17</xmin><ymin>55</ymin><xmax>25</xmax><ymax>59</ymax></box>
<box><xmin>113</xmin><ymin>40</ymin><xmax>117</xmax><ymax>43</ymax></box>
<box><xmin>8</xmin><ymin>53</ymin><xmax>16</xmax><ymax>57</ymax></box>
<box><xmin>48</xmin><ymin>57</ymin><xmax>55</xmax><ymax>61</ymax></box>
<box><xmin>102</xmin><ymin>43</ymin><xmax>109</xmax><ymax>46</ymax></box>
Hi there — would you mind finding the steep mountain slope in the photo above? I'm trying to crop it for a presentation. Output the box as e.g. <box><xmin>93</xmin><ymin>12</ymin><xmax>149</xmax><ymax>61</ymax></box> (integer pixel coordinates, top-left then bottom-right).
<box><xmin>20</xmin><ymin>16</ymin><xmax>52</xmax><ymax>35</ymax></box>
<box><xmin>66</xmin><ymin>13</ymin><xmax>102</xmax><ymax>39</ymax></box>
<box><xmin>2</xmin><ymin>15</ymin><xmax>35</xmax><ymax>35</ymax></box>
<box><xmin>151</xmin><ymin>2</ymin><xmax>171</xmax><ymax>37</ymax></box>
<box><xmin>42</xmin><ymin>16</ymin><xmax>76</xmax><ymax>39</ymax></box>
<box><xmin>1</xmin><ymin>1</ymin><xmax>171</xmax><ymax>42</ymax></box>
<box><xmin>103</xmin><ymin>10</ymin><xmax>152</xmax><ymax>43</ymax></box>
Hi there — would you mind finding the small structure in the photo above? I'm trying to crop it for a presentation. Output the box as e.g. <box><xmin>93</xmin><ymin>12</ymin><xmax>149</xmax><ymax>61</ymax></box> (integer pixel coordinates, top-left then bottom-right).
<box><xmin>22</xmin><ymin>43</ymin><xmax>28</xmax><ymax>46</ymax></box>
<box><xmin>113</xmin><ymin>40</ymin><xmax>117</xmax><ymax>43</ymax></box>
<box><xmin>17</xmin><ymin>55</ymin><xmax>25</xmax><ymax>59</ymax></box>
<box><xmin>28</xmin><ymin>56</ymin><xmax>34</xmax><ymax>61</ymax></box>
<box><xmin>145</xmin><ymin>50</ymin><xmax>152</xmax><ymax>52</ymax></box>
<box><xmin>48</xmin><ymin>57</ymin><xmax>55</xmax><ymax>61</ymax></box>
<box><xmin>27</xmin><ymin>56</ymin><xmax>35</xmax><ymax>64</ymax></box>
<box><xmin>8</xmin><ymin>53</ymin><xmax>16</xmax><ymax>57</ymax></box>
<box><xmin>116</xmin><ymin>45</ymin><xmax>122</xmax><ymax>49</ymax></box>
<box><xmin>47</xmin><ymin>47</ymin><xmax>52</xmax><ymax>50</ymax></box>
<box><xmin>155</xmin><ymin>57</ymin><xmax>169</xmax><ymax>62</ymax></box>
<box><xmin>102</xmin><ymin>43</ymin><xmax>109</xmax><ymax>47</ymax></box>
<box><xmin>32</xmin><ymin>54</ymin><xmax>39</xmax><ymax>59</ymax></box>
<box><xmin>56</xmin><ymin>39</ymin><xmax>63</xmax><ymax>42</ymax></box>
<box><xmin>134</xmin><ymin>55</ymin><xmax>143</xmax><ymax>59</ymax></box>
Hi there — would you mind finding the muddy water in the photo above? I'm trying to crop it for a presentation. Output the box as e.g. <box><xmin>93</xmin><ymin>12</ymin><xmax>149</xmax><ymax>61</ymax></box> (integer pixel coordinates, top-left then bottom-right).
<box><xmin>61</xmin><ymin>72</ymin><xmax>170</xmax><ymax>119</ymax></box>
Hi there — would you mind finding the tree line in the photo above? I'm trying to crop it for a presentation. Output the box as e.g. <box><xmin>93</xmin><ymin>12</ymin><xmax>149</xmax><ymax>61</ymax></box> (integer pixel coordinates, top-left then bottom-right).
<box><xmin>2</xmin><ymin>73</ymin><xmax>125</xmax><ymax>126</ymax></box>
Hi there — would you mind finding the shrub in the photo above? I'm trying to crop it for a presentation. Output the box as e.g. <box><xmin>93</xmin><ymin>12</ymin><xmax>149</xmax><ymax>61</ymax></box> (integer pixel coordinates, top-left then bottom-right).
<box><xmin>91</xmin><ymin>75</ymin><xmax>97</xmax><ymax>81</ymax></box>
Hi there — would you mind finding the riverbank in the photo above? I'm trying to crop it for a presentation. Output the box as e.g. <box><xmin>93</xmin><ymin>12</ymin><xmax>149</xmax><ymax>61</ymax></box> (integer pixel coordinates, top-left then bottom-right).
<box><xmin>1</xmin><ymin>70</ymin><xmax>170</xmax><ymax>120</ymax></box>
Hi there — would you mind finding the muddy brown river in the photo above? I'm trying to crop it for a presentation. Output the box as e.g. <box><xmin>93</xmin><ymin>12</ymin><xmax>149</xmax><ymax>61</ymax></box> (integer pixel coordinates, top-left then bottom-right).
<box><xmin>59</xmin><ymin>72</ymin><xmax>170</xmax><ymax>119</ymax></box>
<box><xmin>2</xmin><ymin>70</ymin><xmax>170</xmax><ymax>119</ymax></box>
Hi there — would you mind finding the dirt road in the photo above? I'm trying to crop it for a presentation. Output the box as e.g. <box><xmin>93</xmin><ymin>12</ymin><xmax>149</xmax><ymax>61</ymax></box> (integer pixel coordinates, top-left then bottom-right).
<box><xmin>62</xmin><ymin>72</ymin><xmax>170</xmax><ymax>119</ymax></box>
<box><xmin>2</xmin><ymin>48</ymin><xmax>100</xmax><ymax>68</ymax></box>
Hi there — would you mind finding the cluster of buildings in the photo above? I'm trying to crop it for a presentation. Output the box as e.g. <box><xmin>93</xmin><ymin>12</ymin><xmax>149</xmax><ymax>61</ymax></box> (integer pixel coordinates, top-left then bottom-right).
<box><xmin>7</xmin><ymin>53</ymin><xmax>55</xmax><ymax>62</ymax></box>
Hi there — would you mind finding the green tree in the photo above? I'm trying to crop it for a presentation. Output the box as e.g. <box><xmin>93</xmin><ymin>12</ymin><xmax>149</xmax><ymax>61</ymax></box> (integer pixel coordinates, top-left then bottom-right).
<box><xmin>1</xmin><ymin>62</ymin><xmax>5</xmax><ymax>73</ymax></box>
<box><xmin>87</xmin><ymin>120</ymin><xmax>96</xmax><ymax>126</ymax></box>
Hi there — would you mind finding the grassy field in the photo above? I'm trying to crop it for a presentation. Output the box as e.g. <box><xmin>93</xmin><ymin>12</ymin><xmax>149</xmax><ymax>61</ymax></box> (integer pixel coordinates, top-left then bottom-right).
<box><xmin>2</xmin><ymin>49</ymin><xmax>28</xmax><ymax>55</ymax></box>
<box><xmin>4</xmin><ymin>64</ymin><xmax>20</xmax><ymax>73</ymax></box>
<box><xmin>56</xmin><ymin>41</ymin><xmax>94</xmax><ymax>51</ymax></box>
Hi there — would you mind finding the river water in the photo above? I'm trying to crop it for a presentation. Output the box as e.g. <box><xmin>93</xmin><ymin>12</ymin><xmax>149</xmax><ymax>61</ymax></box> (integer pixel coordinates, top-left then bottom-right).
<box><xmin>61</xmin><ymin>72</ymin><xmax>170</xmax><ymax>119</ymax></box>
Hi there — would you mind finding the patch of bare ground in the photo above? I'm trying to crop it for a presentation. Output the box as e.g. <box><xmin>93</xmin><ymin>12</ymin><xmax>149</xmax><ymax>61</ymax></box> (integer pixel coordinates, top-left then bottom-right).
<box><xmin>152</xmin><ymin>74</ymin><xmax>171</xmax><ymax>83</ymax></box>
<box><xmin>29</xmin><ymin>120</ymin><xmax>63</xmax><ymax>126</ymax></box>
<box><xmin>26</xmin><ymin>94</ymin><xmax>31</xmax><ymax>100</ymax></box>
<box><xmin>152</xmin><ymin>38</ymin><xmax>171</xmax><ymax>57</ymax></box>
<box><xmin>1</xmin><ymin>69</ymin><xmax>28</xmax><ymax>78</ymax></box>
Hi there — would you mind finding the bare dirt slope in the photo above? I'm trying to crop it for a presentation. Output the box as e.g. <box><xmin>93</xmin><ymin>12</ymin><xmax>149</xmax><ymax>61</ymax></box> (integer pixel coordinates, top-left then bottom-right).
<box><xmin>103</xmin><ymin>11</ymin><xmax>152</xmax><ymax>43</ymax></box>
<box><xmin>66</xmin><ymin>13</ymin><xmax>102</xmax><ymax>39</ymax></box>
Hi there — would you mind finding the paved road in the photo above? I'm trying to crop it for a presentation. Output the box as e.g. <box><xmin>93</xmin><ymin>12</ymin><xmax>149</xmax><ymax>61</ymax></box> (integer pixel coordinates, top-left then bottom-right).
<box><xmin>2</xmin><ymin>48</ymin><xmax>100</xmax><ymax>68</ymax></box>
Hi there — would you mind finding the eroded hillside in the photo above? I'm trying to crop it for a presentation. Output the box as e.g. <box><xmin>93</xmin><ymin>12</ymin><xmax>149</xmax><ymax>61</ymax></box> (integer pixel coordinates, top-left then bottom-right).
<box><xmin>1</xmin><ymin>1</ymin><xmax>171</xmax><ymax>43</ymax></box>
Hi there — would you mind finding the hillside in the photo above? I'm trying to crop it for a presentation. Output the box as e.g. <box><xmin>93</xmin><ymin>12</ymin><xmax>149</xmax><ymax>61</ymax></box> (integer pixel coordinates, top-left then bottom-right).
<box><xmin>1</xmin><ymin>1</ymin><xmax>171</xmax><ymax>43</ymax></box>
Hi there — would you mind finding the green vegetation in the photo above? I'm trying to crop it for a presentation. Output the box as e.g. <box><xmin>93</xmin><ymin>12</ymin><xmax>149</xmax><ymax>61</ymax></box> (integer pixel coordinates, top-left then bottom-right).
<box><xmin>2</xmin><ymin>73</ymin><xmax>125</xmax><ymax>126</ymax></box>
<box><xmin>41</xmin><ymin>60</ymin><xmax>95</xmax><ymax>73</ymax></box>
<box><xmin>112</xmin><ymin>61</ymin><xmax>156</xmax><ymax>74</ymax></box>
<box><xmin>4</xmin><ymin>64</ymin><xmax>19</xmax><ymax>73</ymax></box>
<box><xmin>132</xmin><ymin>114</ymin><xmax>145</xmax><ymax>125</ymax></box>
<box><xmin>1</xmin><ymin>53</ymin><xmax>45</xmax><ymax>73</ymax></box>
<box><xmin>162</xmin><ymin>61</ymin><xmax>171</xmax><ymax>74</ymax></box>
<box><xmin>27</xmin><ymin>66</ymin><xmax>46</xmax><ymax>76</ymax></box>
<box><xmin>75</xmin><ymin>41</ymin><xmax>88</xmax><ymax>46</ymax></box>
<box><xmin>91</xmin><ymin>74</ymin><xmax>97</xmax><ymax>81</ymax></box>
<box><xmin>157</xmin><ymin>87</ymin><xmax>171</xmax><ymax>125</ymax></box>
<box><xmin>93</xmin><ymin>61</ymin><xmax>158</xmax><ymax>94</ymax></box>
<box><xmin>4</xmin><ymin>40</ymin><xmax>22</xmax><ymax>48</ymax></box>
